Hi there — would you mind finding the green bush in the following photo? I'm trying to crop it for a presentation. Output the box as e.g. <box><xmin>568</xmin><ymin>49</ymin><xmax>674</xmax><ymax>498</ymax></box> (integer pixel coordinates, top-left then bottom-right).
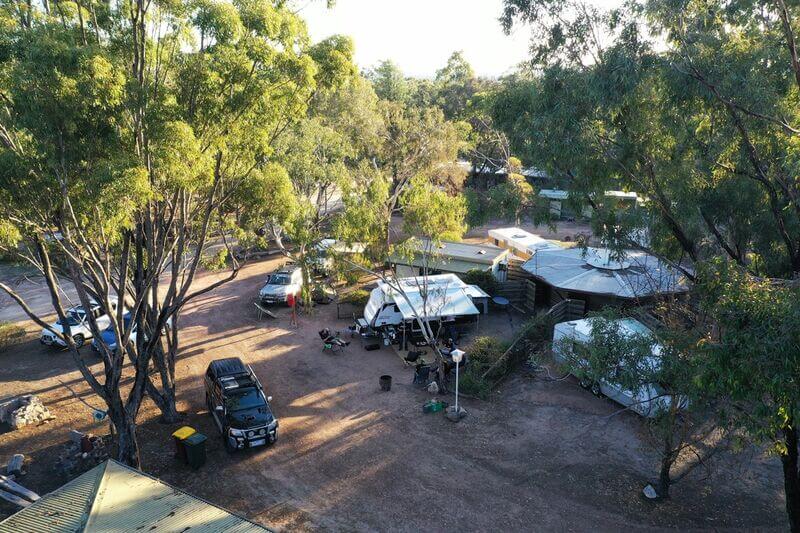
<box><xmin>0</xmin><ymin>322</ymin><xmax>25</xmax><ymax>351</ymax></box>
<box><xmin>459</xmin><ymin>367</ymin><xmax>493</xmax><ymax>399</ymax></box>
<box><xmin>339</xmin><ymin>289</ymin><xmax>370</xmax><ymax>306</ymax></box>
<box><xmin>468</xmin><ymin>336</ymin><xmax>509</xmax><ymax>364</ymax></box>
<box><xmin>461</xmin><ymin>269</ymin><xmax>499</xmax><ymax>295</ymax></box>
<box><xmin>458</xmin><ymin>336</ymin><xmax>509</xmax><ymax>399</ymax></box>
<box><xmin>200</xmin><ymin>248</ymin><xmax>229</xmax><ymax>271</ymax></box>
<box><xmin>458</xmin><ymin>314</ymin><xmax>555</xmax><ymax>399</ymax></box>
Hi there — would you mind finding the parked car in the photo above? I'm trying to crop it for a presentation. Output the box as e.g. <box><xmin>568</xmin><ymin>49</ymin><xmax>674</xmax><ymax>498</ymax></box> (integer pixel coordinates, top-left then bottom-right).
<box><xmin>204</xmin><ymin>357</ymin><xmax>278</xmax><ymax>451</ymax></box>
<box><xmin>40</xmin><ymin>299</ymin><xmax>118</xmax><ymax>348</ymax></box>
<box><xmin>90</xmin><ymin>312</ymin><xmax>172</xmax><ymax>353</ymax></box>
<box><xmin>258</xmin><ymin>265</ymin><xmax>302</xmax><ymax>305</ymax></box>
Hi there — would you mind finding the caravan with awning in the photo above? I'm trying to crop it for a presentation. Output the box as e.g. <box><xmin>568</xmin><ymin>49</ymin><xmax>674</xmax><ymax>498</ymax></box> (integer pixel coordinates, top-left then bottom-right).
<box><xmin>364</xmin><ymin>274</ymin><xmax>489</xmax><ymax>328</ymax></box>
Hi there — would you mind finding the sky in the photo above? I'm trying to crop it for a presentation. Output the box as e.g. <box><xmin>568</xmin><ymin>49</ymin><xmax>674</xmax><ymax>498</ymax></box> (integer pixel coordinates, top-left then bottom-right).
<box><xmin>298</xmin><ymin>0</ymin><xmax>534</xmax><ymax>78</ymax></box>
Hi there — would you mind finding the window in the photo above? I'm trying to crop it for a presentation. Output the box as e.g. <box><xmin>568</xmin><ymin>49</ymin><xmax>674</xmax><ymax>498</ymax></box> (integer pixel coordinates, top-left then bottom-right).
<box><xmin>225</xmin><ymin>388</ymin><xmax>264</xmax><ymax>412</ymax></box>
<box><xmin>58</xmin><ymin>312</ymin><xmax>84</xmax><ymax>327</ymax></box>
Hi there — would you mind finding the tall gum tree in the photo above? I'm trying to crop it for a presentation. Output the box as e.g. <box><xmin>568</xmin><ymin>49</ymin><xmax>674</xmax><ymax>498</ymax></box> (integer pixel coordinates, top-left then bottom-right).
<box><xmin>0</xmin><ymin>0</ymin><xmax>335</xmax><ymax>466</ymax></box>
<box><xmin>499</xmin><ymin>0</ymin><xmax>800</xmax><ymax>528</ymax></box>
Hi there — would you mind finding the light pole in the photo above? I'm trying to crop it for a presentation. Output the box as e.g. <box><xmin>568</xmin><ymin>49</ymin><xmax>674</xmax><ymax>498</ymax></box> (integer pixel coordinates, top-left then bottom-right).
<box><xmin>448</xmin><ymin>348</ymin><xmax>465</xmax><ymax>422</ymax></box>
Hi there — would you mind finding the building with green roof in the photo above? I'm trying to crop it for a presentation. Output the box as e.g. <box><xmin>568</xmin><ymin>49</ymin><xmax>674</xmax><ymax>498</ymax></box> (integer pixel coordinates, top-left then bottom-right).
<box><xmin>0</xmin><ymin>460</ymin><xmax>271</xmax><ymax>532</ymax></box>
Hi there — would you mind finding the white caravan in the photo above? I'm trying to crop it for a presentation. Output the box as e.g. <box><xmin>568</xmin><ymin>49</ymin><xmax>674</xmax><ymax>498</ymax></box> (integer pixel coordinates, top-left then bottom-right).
<box><xmin>552</xmin><ymin>317</ymin><xmax>682</xmax><ymax>418</ymax></box>
<box><xmin>363</xmin><ymin>274</ymin><xmax>488</xmax><ymax>330</ymax></box>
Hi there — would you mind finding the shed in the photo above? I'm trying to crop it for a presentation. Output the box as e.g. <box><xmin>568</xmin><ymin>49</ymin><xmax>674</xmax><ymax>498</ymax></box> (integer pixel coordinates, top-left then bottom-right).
<box><xmin>0</xmin><ymin>460</ymin><xmax>271</xmax><ymax>532</ymax></box>
<box><xmin>521</xmin><ymin>247</ymin><xmax>689</xmax><ymax>310</ymax></box>
<box><xmin>389</xmin><ymin>239</ymin><xmax>510</xmax><ymax>281</ymax></box>
<box><xmin>488</xmin><ymin>227</ymin><xmax>562</xmax><ymax>260</ymax></box>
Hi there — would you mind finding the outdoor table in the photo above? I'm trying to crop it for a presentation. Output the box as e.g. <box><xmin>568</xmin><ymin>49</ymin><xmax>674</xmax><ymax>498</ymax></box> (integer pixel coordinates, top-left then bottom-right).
<box><xmin>492</xmin><ymin>296</ymin><xmax>513</xmax><ymax>329</ymax></box>
<box><xmin>492</xmin><ymin>296</ymin><xmax>510</xmax><ymax>309</ymax></box>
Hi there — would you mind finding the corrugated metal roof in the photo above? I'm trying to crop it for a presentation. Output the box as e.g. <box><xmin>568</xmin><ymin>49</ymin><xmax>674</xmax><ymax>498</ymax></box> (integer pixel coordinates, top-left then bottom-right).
<box><xmin>390</xmin><ymin>239</ymin><xmax>508</xmax><ymax>268</ymax></box>
<box><xmin>0</xmin><ymin>460</ymin><xmax>271</xmax><ymax>532</ymax></box>
<box><xmin>521</xmin><ymin>247</ymin><xmax>688</xmax><ymax>299</ymax></box>
<box><xmin>0</xmin><ymin>461</ymin><xmax>105</xmax><ymax>532</ymax></box>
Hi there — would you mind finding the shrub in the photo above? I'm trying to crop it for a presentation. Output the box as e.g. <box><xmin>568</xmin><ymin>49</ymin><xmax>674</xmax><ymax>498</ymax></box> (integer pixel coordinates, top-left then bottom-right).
<box><xmin>339</xmin><ymin>289</ymin><xmax>370</xmax><ymax>306</ymax></box>
<box><xmin>458</xmin><ymin>336</ymin><xmax>509</xmax><ymax>399</ymax></box>
<box><xmin>200</xmin><ymin>248</ymin><xmax>229</xmax><ymax>271</ymax></box>
<box><xmin>461</xmin><ymin>269</ymin><xmax>498</xmax><ymax>295</ymax></box>
<box><xmin>459</xmin><ymin>368</ymin><xmax>492</xmax><ymax>399</ymax></box>
<box><xmin>0</xmin><ymin>322</ymin><xmax>25</xmax><ymax>351</ymax></box>
<box><xmin>468</xmin><ymin>336</ymin><xmax>509</xmax><ymax>364</ymax></box>
<box><xmin>458</xmin><ymin>314</ymin><xmax>555</xmax><ymax>399</ymax></box>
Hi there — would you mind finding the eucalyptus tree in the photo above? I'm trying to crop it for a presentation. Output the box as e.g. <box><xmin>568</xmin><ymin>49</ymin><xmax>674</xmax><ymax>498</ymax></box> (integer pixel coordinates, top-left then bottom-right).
<box><xmin>0</xmin><ymin>0</ymin><xmax>338</xmax><ymax>466</ymax></box>
<box><xmin>562</xmin><ymin>312</ymin><xmax>717</xmax><ymax>499</ymax></box>
<box><xmin>499</xmin><ymin>0</ymin><xmax>800</xmax><ymax>526</ymax></box>
<box><xmin>698</xmin><ymin>262</ymin><xmax>800</xmax><ymax>531</ymax></box>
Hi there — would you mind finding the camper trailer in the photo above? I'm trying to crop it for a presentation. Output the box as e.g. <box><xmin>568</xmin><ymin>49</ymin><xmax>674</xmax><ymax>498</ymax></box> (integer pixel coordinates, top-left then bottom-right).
<box><xmin>361</xmin><ymin>274</ymin><xmax>489</xmax><ymax>348</ymax></box>
<box><xmin>552</xmin><ymin>318</ymin><xmax>681</xmax><ymax>418</ymax></box>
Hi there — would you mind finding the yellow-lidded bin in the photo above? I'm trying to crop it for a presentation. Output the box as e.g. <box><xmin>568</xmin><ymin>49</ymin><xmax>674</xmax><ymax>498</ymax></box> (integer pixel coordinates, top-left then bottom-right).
<box><xmin>172</xmin><ymin>426</ymin><xmax>196</xmax><ymax>464</ymax></box>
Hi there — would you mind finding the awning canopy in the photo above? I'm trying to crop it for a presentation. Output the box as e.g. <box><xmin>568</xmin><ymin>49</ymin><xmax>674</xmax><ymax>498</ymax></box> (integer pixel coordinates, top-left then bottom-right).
<box><xmin>522</xmin><ymin>247</ymin><xmax>688</xmax><ymax>299</ymax></box>
<box><xmin>393</xmin><ymin>287</ymin><xmax>480</xmax><ymax>320</ymax></box>
<box><xmin>377</xmin><ymin>274</ymin><xmax>486</xmax><ymax>321</ymax></box>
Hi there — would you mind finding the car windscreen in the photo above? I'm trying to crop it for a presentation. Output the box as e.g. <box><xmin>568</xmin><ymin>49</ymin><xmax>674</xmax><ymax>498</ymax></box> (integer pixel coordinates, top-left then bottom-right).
<box><xmin>57</xmin><ymin>311</ymin><xmax>84</xmax><ymax>327</ymax></box>
<box><xmin>225</xmin><ymin>388</ymin><xmax>265</xmax><ymax>411</ymax></box>
<box><xmin>268</xmin><ymin>274</ymin><xmax>291</xmax><ymax>285</ymax></box>
<box><xmin>104</xmin><ymin>315</ymin><xmax>133</xmax><ymax>333</ymax></box>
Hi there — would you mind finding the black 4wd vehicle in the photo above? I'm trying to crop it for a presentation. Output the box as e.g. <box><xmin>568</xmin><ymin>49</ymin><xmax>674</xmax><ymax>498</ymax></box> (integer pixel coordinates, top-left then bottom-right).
<box><xmin>204</xmin><ymin>358</ymin><xmax>278</xmax><ymax>451</ymax></box>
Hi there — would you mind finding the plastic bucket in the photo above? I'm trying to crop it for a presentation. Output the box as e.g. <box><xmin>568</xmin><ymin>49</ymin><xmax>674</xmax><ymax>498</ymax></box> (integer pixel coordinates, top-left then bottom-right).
<box><xmin>379</xmin><ymin>375</ymin><xmax>392</xmax><ymax>392</ymax></box>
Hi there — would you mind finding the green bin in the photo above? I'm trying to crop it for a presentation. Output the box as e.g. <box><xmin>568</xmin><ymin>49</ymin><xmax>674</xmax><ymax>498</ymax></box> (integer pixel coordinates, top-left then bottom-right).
<box><xmin>184</xmin><ymin>432</ymin><xmax>207</xmax><ymax>470</ymax></box>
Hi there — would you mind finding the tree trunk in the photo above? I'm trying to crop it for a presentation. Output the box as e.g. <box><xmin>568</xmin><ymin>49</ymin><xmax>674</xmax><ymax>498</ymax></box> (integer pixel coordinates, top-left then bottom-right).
<box><xmin>110</xmin><ymin>405</ymin><xmax>140</xmax><ymax>468</ymax></box>
<box><xmin>146</xmin><ymin>342</ymin><xmax>182</xmax><ymax>424</ymax></box>
<box><xmin>656</xmin><ymin>454</ymin><xmax>672</xmax><ymax>499</ymax></box>
<box><xmin>148</xmin><ymin>383</ymin><xmax>181</xmax><ymax>423</ymax></box>
<box><xmin>656</xmin><ymin>427</ymin><xmax>676</xmax><ymax>498</ymax></box>
<box><xmin>782</xmin><ymin>424</ymin><xmax>800</xmax><ymax>533</ymax></box>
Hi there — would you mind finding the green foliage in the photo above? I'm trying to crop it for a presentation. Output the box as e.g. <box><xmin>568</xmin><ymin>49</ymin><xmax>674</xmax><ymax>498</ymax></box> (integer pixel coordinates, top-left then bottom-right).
<box><xmin>401</xmin><ymin>176</ymin><xmax>467</xmax><ymax>241</ymax></box>
<box><xmin>469</xmin><ymin>336</ymin><xmax>511</xmax><ymax>364</ymax></box>
<box><xmin>339</xmin><ymin>289</ymin><xmax>370</xmax><ymax>306</ymax></box>
<box><xmin>335</xmin><ymin>162</ymin><xmax>390</xmax><ymax>261</ymax></box>
<box><xmin>459</xmin><ymin>336</ymin><xmax>508</xmax><ymax>399</ymax></box>
<box><xmin>698</xmin><ymin>261</ymin><xmax>800</xmax><ymax>447</ymax></box>
<box><xmin>365</xmin><ymin>59</ymin><xmax>410</xmax><ymax>102</ymax></box>
<box><xmin>0</xmin><ymin>322</ymin><xmax>24</xmax><ymax>351</ymax></box>
<box><xmin>434</xmin><ymin>51</ymin><xmax>477</xmax><ymax>120</ymax></box>
<box><xmin>461</xmin><ymin>269</ymin><xmax>499</xmax><ymax>295</ymax></box>
<box><xmin>200</xmin><ymin>247</ymin><xmax>229</xmax><ymax>271</ymax></box>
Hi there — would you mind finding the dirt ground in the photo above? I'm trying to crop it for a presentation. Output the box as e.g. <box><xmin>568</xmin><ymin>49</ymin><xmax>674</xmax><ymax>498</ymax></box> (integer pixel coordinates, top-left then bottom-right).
<box><xmin>0</xmin><ymin>255</ymin><xmax>789</xmax><ymax>532</ymax></box>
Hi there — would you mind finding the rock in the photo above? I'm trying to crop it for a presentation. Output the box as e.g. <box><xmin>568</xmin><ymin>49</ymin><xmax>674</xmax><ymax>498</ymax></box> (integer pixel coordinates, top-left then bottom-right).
<box><xmin>427</xmin><ymin>381</ymin><xmax>439</xmax><ymax>394</ymax></box>
<box><xmin>6</xmin><ymin>395</ymin><xmax>53</xmax><ymax>429</ymax></box>
<box><xmin>6</xmin><ymin>454</ymin><xmax>24</xmax><ymax>476</ymax></box>
<box><xmin>642</xmin><ymin>484</ymin><xmax>659</xmax><ymax>500</ymax></box>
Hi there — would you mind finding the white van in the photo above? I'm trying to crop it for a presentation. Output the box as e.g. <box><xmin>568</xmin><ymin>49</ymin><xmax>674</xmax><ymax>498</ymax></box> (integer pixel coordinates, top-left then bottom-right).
<box><xmin>552</xmin><ymin>318</ymin><xmax>681</xmax><ymax>418</ymax></box>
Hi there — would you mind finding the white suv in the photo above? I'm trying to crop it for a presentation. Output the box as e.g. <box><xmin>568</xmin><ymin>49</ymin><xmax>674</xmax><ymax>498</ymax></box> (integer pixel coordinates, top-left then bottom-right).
<box><xmin>259</xmin><ymin>266</ymin><xmax>302</xmax><ymax>305</ymax></box>
<box><xmin>40</xmin><ymin>299</ymin><xmax>118</xmax><ymax>348</ymax></box>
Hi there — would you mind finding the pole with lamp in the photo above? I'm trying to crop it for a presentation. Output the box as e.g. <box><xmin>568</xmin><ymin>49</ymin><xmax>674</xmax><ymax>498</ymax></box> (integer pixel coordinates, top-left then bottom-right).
<box><xmin>447</xmin><ymin>348</ymin><xmax>466</xmax><ymax>422</ymax></box>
